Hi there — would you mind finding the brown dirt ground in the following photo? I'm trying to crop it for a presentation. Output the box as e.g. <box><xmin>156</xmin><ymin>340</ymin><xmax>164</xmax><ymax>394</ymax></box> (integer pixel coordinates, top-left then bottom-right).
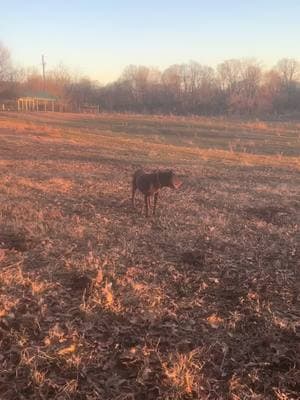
<box><xmin>0</xmin><ymin>112</ymin><xmax>299</xmax><ymax>399</ymax></box>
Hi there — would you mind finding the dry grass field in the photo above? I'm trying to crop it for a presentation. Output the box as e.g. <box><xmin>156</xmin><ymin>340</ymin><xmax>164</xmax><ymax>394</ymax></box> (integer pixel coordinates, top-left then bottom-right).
<box><xmin>0</xmin><ymin>112</ymin><xmax>299</xmax><ymax>400</ymax></box>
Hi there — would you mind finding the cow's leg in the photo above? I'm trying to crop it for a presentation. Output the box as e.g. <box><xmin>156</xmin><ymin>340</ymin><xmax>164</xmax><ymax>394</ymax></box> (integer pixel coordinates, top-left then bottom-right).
<box><xmin>153</xmin><ymin>192</ymin><xmax>158</xmax><ymax>215</ymax></box>
<box><xmin>145</xmin><ymin>195</ymin><xmax>150</xmax><ymax>217</ymax></box>
<box><xmin>132</xmin><ymin>182</ymin><xmax>137</xmax><ymax>208</ymax></box>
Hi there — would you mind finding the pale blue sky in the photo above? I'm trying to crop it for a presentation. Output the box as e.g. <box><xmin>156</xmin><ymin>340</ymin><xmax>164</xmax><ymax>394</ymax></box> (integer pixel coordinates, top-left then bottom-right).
<box><xmin>1</xmin><ymin>1</ymin><xmax>300</xmax><ymax>83</ymax></box>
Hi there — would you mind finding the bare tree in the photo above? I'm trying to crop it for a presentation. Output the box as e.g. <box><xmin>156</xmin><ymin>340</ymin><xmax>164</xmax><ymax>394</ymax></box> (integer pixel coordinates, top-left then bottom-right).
<box><xmin>276</xmin><ymin>58</ymin><xmax>300</xmax><ymax>87</ymax></box>
<box><xmin>217</xmin><ymin>59</ymin><xmax>262</xmax><ymax>114</ymax></box>
<box><xmin>47</xmin><ymin>64</ymin><xmax>72</xmax><ymax>97</ymax></box>
<box><xmin>217</xmin><ymin>59</ymin><xmax>243</xmax><ymax>91</ymax></box>
<box><xmin>0</xmin><ymin>43</ymin><xmax>21</xmax><ymax>100</ymax></box>
<box><xmin>2</xmin><ymin>45</ymin><xmax>300</xmax><ymax>116</ymax></box>
<box><xmin>258</xmin><ymin>70</ymin><xmax>283</xmax><ymax>113</ymax></box>
<box><xmin>65</xmin><ymin>77</ymin><xmax>98</xmax><ymax>108</ymax></box>
<box><xmin>274</xmin><ymin>59</ymin><xmax>300</xmax><ymax>112</ymax></box>
<box><xmin>162</xmin><ymin>64</ymin><xmax>183</xmax><ymax>112</ymax></box>
<box><xmin>121</xmin><ymin>65</ymin><xmax>149</xmax><ymax>106</ymax></box>
<box><xmin>0</xmin><ymin>42</ymin><xmax>12</xmax><ymax>81</ymax></box>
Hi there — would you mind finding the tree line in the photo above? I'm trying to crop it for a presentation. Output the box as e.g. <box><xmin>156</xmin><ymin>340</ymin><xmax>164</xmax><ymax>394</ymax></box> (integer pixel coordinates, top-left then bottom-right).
<box><xmin>1</xmin><ymin>41</ymin><xmax>300</xmax><ymax>116</ymax></box>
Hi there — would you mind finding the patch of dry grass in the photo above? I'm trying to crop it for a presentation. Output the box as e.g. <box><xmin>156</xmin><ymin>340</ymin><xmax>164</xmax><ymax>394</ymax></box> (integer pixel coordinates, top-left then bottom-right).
<box><xmin>0</xmin><ymin>112</ymin><xmax>299</xmax><ymax>399</ymax></box>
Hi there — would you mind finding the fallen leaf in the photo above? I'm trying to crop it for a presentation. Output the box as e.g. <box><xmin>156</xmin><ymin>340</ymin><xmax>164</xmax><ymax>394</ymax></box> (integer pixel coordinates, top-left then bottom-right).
<box><xmin>57</xmin><ymin>343</ymin><xmax>76</xmax><ymax>356</ymax></box>
<box><xmin>95</xmin><ymin>269</ymin><xmax>103</xmax><ymax>284</ymax></box>
<box><xmin>207</xmin><ymin>314</ymin><xmax>223</xmax><ymax>329</ymax></box>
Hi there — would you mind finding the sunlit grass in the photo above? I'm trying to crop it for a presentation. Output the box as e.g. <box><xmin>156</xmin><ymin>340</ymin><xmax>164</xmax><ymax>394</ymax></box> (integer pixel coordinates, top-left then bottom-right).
<box><xmin>0</xmin><ymin>112</ymin><xmax>299</xmax><ymax>399</ymax></box>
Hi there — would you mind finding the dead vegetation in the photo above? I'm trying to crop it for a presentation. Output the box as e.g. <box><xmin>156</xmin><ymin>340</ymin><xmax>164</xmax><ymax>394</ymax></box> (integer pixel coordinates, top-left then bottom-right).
<box><xmin>0</xmin><ymin>112</ymin><xmax>299</xmax><ymax>399</ymax></box>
